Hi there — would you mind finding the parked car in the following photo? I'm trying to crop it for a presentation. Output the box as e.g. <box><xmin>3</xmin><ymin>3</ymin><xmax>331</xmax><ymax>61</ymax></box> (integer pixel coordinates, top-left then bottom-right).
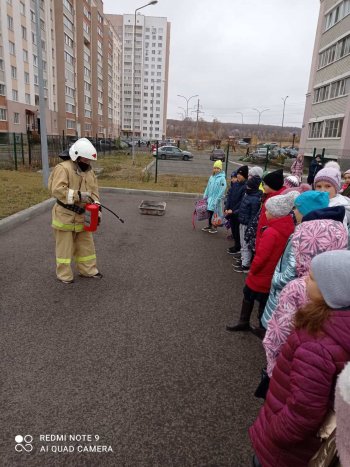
<box><xmin>153</xmin><ymin>145</ymin><xmax>193</xmax><ymax>161</ymax></box>
<box><xmin>238</xmin><ymin>140</ymin><xmax>249</xmax><ymax>146</ymax></box>
<box><xmin>210</xmin><ymin>149</ymin><xmax>225</xmax><ymax>162</ymax></box>
<box><xmin>99</xmin><ymin>139</ymin><xmax>116</xmax><ymax>150</ymax></box>
<box><xmin>251</xmin><ymin>147</ymin><xmax>268</xmax><ymax>159</ymax></box>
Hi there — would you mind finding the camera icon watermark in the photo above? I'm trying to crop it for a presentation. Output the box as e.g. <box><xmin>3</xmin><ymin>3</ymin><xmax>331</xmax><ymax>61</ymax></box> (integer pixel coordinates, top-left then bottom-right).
<box><xmin>15</xmin><ymin>435</ymin><xmax>33</xmax><ymax>453</ymax></box>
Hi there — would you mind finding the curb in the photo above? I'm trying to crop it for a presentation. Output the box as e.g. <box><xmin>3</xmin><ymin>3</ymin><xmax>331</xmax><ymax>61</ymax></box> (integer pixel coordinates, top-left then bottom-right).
<box><xmin>0</xmin><ymin>188</ymin><xmax>202</xmax><ymax>234</ymax></box>
<box><xmin>100</xmin><ymin>187</ymin><xmax>202</xmax><ymax>199</ymax></box>
<box><xmin>0</xmin><ymin>198</ymin><xmax>55</xmax><ymax>234</ymax></box>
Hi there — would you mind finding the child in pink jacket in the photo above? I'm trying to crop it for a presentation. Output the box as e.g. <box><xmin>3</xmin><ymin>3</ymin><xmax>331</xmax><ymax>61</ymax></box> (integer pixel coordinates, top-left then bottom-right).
<box><xmin>263</xmin><ymin>217</ymin><xmax>348</xmax><ymax>376</ymax></box>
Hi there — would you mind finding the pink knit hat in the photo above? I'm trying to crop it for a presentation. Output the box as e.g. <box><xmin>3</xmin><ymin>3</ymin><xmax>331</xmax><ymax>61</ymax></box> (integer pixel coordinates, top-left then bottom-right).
<box><xmin>314</xmin><ymin>167</ymin><xmax>341</xmax><ymax>193</ymax></box>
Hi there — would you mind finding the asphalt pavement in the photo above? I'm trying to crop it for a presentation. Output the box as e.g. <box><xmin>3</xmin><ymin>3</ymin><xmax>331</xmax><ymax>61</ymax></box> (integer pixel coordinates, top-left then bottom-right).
<box><xmin>0</xmin><ymin>192</ymin><xmax>266</xmax><ymax>466</ymax></box>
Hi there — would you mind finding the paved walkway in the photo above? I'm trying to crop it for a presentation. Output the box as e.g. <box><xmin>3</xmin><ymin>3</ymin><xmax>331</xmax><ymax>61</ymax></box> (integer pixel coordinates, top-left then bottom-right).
<box><xmin>0</xmin><ymin>192</ymin><xmax>265</xmax><ymax>466</ymax></box>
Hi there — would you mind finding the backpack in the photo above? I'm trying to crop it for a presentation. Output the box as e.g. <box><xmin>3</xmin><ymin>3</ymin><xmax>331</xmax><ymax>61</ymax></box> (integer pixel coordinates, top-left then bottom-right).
<box><xmin>192</xmin><ymin>198</ymin><xmax>209</xmax><ymax>228</ymax></box>
<box><xmin>244</xmin><ymin>207</ymin><xmax>261</xmax><ymax>253</ymax></box>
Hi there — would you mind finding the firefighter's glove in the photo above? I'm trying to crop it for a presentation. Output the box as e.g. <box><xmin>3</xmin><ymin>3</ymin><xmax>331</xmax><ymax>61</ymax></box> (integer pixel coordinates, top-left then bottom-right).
<box><xmin>79</xmin><ymin>191</ymin><xmax>92</xmax><ymax>203</ymax></box>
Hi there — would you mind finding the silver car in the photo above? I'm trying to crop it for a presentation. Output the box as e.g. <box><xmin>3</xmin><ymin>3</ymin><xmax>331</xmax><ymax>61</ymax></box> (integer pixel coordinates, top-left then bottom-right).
<box><xmin>153</xmin><ymin>145</ymin><xmax>193</xmax><ymax>161</ymax></box>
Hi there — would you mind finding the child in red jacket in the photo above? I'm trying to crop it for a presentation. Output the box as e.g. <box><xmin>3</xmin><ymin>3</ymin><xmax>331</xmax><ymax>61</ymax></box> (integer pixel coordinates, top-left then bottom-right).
<box><xmin>226</xmin><ymin>191</ymin><xmax>298</xmax><ymax>334</ymax></box>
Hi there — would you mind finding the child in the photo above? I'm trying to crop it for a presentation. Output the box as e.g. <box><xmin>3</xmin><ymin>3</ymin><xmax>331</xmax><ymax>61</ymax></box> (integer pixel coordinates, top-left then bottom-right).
<box><xmin>261</xmin><ymin>190</ymin><xmax>330</xmax><ymax>329</ymax></box>
<box><xmin>263</xmin><ymin>216</ymin><xmax>348</xmax><ymax>376</ymax></box>
<box><xmin>233</xmin><ymin>175</ymin><xmax>262</xmax><ymax>273</ymax></box>
<box><xmin>250</xmin><ymin>250</ymin><xmax>350</xmax><ymax>467</ymax></box>
<box><xmin>341</xmin><ymin>168</ymin><xmax>350</xmax><ymax>197</ymax></box>
<box><xmin>335</xmin><ymin>362</ymin><xmax>350</xmax><ymax>467</ymax></box>
<box><xmin>202</xmin><ymin>160</ymin><xmax>227</xmax><ymax>234</ymax></box>
<box><xmin>255</xmin><ymin>169</ymin><xmax>286</xmax><ymax>251</ymax></box>
<box><xmin>314</xmin><ymin>161</ymin><xmax>350</xmax><ymax>227</ymax></box>
<box><xmin>290</xmin><ymin>153</ymin><xmax>304</xmax><ymax>182</ymax></box>
<box><xmin>226</xmin><ymin>191</ymin><xmax>298</xmax><ymax>333</ymax></box>
<box><xmin>224</xmin><ymin>165</ymin><xmax>248</xmax><ymax>252</ymax></box>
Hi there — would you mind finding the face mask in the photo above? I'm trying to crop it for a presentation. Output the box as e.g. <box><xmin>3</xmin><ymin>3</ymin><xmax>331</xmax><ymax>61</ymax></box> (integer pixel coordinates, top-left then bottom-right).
<box><xmin>77</xmin><ymin>160</ymin><xmax>90</xmax><ymax>172</ymax></box>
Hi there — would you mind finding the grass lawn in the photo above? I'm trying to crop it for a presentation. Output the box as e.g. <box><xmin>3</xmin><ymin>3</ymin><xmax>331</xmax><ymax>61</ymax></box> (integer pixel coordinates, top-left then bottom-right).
<box><xmin>0</xmin><ymin>151</ymin><xmax>207</xmax><ymax>219</ymax></box>
<box><xmin>0</xmin><ymin>169</ymin><xmax>49</xmax><ymax>219</ymax></box>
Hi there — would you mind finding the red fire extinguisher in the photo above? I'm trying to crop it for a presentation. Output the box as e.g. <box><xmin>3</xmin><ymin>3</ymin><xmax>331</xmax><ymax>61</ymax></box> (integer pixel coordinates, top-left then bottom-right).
<box><xmin>84</xmin><ymin>203</ymin><xmax>99</xmax><ymax>232</ymax></box>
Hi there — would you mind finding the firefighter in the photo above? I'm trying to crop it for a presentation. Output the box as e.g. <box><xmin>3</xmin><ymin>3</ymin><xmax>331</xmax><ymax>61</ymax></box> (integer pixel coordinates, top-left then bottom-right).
<box><xmin>48</xmin><ymin>138</ymin><xmax>102</xmax><ymax>284</ymax></box>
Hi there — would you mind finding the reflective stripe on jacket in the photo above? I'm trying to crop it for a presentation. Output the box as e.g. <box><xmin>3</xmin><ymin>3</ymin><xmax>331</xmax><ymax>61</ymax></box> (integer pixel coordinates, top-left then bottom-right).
<box><xmin>48</xmin><ymin>160</ymin><xmax>99</xmax><ymax>231</ymax></box>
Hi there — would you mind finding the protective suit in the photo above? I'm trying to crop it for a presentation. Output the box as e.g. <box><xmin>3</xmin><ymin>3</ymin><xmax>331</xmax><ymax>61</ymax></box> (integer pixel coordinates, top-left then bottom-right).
<box><xmin>48</xmin><ymin>138</ymin><xmax>101</xmax><ymax>283</ymax></box>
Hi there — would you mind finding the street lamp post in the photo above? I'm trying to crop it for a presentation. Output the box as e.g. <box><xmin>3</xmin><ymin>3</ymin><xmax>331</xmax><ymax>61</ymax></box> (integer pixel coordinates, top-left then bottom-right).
<box><xmin>132</xmin><ymin>0</ymin><xmax>158</xmax><ymax>165</ymax></box>
<box><xmin>252</xmin><ymin>107</ymin><xmax>269</xmax><ymax>144</ymax></box>
<box><xmin>177</xmin><ymin>94</ymin><xmax>198</xmax><ymax>119</ymax></box>
<box><xmin>280</xmin><ymin>95</ymin><xmax>289</xmax><ymax>147</ymax></box>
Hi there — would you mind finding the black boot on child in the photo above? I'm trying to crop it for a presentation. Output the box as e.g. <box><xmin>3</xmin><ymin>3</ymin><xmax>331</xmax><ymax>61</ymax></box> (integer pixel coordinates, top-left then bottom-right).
<box><xmin>226</xmin><ymin>299</ymin><xmax>254</xmax><ymax>332</ymax></box>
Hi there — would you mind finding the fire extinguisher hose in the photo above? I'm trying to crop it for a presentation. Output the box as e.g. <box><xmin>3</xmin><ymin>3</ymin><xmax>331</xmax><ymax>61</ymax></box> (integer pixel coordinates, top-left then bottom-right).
<box><xmin>88</xmin><ymin>197</ymin><xmax>125</xmax><ymax>223</ymax></box>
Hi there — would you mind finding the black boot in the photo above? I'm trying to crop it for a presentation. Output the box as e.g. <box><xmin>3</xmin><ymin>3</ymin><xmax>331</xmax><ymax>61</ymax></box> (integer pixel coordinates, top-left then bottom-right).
<box><xmin>226</xmin><ymin>299</ymin><xmax>254</xmax><ymax>332</ymax></box>
<box><xmin>251</xmin><ymin>302</ymin><xmax>267</xmax><ymax>339</ymax></box>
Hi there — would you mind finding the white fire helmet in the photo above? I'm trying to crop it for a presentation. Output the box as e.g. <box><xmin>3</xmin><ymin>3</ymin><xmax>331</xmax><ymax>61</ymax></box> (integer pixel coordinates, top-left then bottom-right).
<box><xmin>69</xmin><ymin>138</ymin><xmax>97</xmax><ymax>162</ymax></box>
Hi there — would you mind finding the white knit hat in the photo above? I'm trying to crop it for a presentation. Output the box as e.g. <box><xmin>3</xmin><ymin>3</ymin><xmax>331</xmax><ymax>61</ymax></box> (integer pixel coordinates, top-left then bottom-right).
<box><xmin>249</xmin><ymin>166</ymin><xmax>263</xmax><ymax>178</ymax></box>
<box><xmin>284</xmin><ymin>175</ymin><xmax>300</xmax><ymax>188</ymax></box>
<box><xmin>265</xmin><ymin>191</ymin><xmax>299</xmax><ymax>217</ymax></box>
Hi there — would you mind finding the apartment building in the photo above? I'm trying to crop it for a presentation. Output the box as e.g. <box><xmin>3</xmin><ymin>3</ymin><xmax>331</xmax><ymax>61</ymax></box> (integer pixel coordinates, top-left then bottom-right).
<box><xmin>107</xmin><ymin>13</ymin><xmax>170</xmax><ymax>141</ymax></box>
<box><xmin>0</xmin><ymin>0</ymin><xmax>122</xmax><ymax>139</ymax></box>
<box><xmin>301</xmin><ymin>0</ymin><xmax>350</xmax><ymax>162</ymax></box>
<box><xmin>0</xmin><ymin>0</ymin><xmax>57</xmax><ymax>135</ymax></box>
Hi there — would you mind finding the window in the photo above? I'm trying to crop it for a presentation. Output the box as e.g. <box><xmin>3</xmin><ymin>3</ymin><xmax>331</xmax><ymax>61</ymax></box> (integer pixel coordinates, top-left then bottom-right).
<box><xmin>24</xmin><ymin>72</ymin><xmax>30</xmax><ymax>84</ymax></box>
<box><xmin>20</xmin><ymin>1</ymin><xmax>25</xmax><ymax>15</ymax></box>
<box><xmin>66</xmin><ymin>119</ymin><xmax>76</xmax><ymax>129</ymax></box>
<box><xmin>9</xmin><ymin>41</ymin><xmax>15</xmax><ymax>55</ymax></box>
<box><xmin>11</xmin><ymin>66</ymin><xmax>17</xmax><ymax>79</ymax></box>
<box><xmin>324</xmin><ymin>118</ymin><xmax>343</xmax><ymax>138</ymax></box>
<box><xmin>0</xmin><ymin>108</ymin><xmax>8</xmax><ymax>121</ymax></box>
<box><xmin>30</xmin><ymin>10</ymin><xmax>35</xmax><ymax>22</ymax></box>
<box><xmin>63</xmin><ymin>15</ymin><xmax>73</xmax><ymax>31</ymax></box>
<box><xmin>22</xmin><ymin>26</ymin><xmax>27</xmax><ymax>40</ymax></box>
<box><xmin>64</xmin><ymin>51</ymin><xmax>74</xmax><ymax>65</ymax></box>
<box><xmin>23</xmin><ymin>49</ymin><xmax>28</xmax><ymax>62</ymax></box>
<box><xmin>12</xmin><ymin>90</ymin><xmax>18</xmax><ymax>101</ymax></box>
<box><xmin>25</xmin><ymin>93</ymin><xmax>30</xmax><ymax>104</ymax></box>
<box><xmin>309</xmin><ymin>121</ymin><xmax>324</xmax><ymax>138</ymax></box>
<box><xmin>64</xmin><ymin>33</ymin><xmax>73</xmax><ymax>48</ymax></box>
<box><xmin>66</xmin><ymin>103</ymin><xmax>75</xmax><ymax>113</ymax></box>
<box><xmin>14</xmin><ymin>112</ymin><xmax>20</xmax><ymax>124</ymax></box>
<box><xmin>63</xmin><ymin>0</ymin><xmax>73</xmax><ymax>13</ymax></box>
<box><xmin>0</xmin><ymin>84</ymin><xmax>6</xmax><ymax>95</ymax></box>
<box><xmin>7</xmin><ymin>15</ymin><xmax>14</xmax><ymax>31</ymax></box>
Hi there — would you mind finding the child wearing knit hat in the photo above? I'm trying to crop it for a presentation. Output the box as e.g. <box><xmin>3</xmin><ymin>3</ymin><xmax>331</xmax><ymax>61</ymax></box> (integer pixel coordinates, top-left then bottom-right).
<box><xmin>225</xmin><ymin>165</ymin><xmax>248</xmax><ymax>253</ymax></box>
<box><xmin>314</xmin><ymin>161</ymin><xmax>350</xmax><ymax>227</ymax></box>
<box><xmin>341</xmin><ymin>168</ymin><xmax>350</xmax><ymax>198</ymax></box>
<box><xmin>226</xmin><ymin>191</ymin><xmax>297</xmax><ymax>334</ymax></box>
<box><xmin>233</xmin><ymin>175</ymin><xmax>262</xmax><ymax>273</ymax></box>
<box><xmin>284</xmin><ymin>175</ymin><xmax>300</xmax><ymax>189</ymax></box>
<box><xmin>202</xmin><ymin>160</ymin><xmax>227</xmax><ymax>233</ymax></box>
<box><xmin>250</xmin><ymin>249</ymin><xmax>350</xmax><ymax>467</ymax></box>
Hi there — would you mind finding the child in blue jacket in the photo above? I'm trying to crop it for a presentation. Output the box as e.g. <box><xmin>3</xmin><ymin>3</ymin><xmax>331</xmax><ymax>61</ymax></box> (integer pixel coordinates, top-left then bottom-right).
<box><xmin>203</xmin><ymin>160</ymin><xmax>227</xmax><ymax>234</ymax></box>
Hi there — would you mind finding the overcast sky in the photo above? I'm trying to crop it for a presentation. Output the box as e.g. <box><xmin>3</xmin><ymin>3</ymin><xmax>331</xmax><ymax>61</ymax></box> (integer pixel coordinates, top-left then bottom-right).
<box><xmin>103</xmin><ymin>0</ymin><xmax>320</xmax><ymax>128</ymax></box>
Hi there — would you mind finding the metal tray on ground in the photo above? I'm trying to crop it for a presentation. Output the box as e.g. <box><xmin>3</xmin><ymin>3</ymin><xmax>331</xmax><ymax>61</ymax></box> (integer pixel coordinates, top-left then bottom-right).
<box><xmin>139</xmin><ymin>200</ymin><xmax>166</xmax><ymax>216</ymax></box>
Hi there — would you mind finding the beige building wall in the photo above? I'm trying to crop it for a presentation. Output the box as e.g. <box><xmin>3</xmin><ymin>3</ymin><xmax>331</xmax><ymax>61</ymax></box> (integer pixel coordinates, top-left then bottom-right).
<box><xmin>301</xmin><ymin>0</ymin><xmax>350</xmax><ymax>161</ymax></box>
<box><xmin>0</xmin><ymin>0</ymin><xmax>58</xmax><ymax>135</ymax></box>
<box><xmin>0</xmin><ymin>0</ymin><xmax>126</xmax><ymax>140</ymax></box>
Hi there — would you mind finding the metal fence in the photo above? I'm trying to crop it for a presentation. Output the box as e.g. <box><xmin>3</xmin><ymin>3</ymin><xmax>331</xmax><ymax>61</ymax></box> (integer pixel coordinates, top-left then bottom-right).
<box><xmin>0</xmin><ymin>132</ymin><xmax>118</xmax><ymax>170</ymax></box>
